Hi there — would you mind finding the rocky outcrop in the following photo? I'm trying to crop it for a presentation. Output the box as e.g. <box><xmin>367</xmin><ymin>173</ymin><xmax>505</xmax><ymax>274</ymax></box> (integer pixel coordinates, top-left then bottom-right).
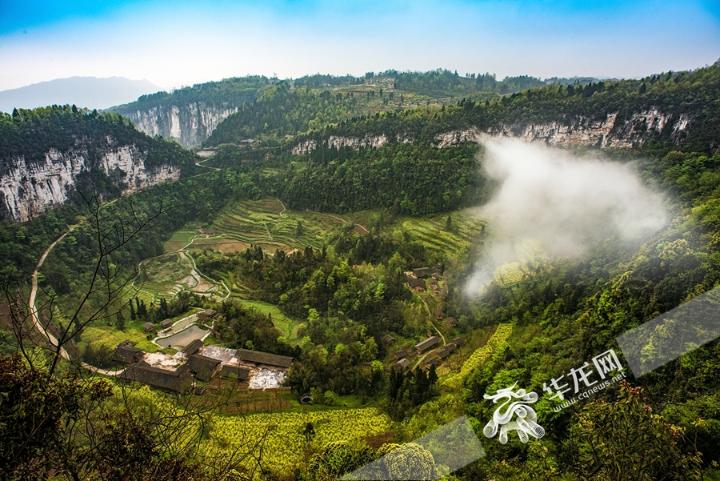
<box><xmin>290</xmin><ymin>108</ymin><xmax>693</xmax><ymax>154</ymax></box>
<box><xmin>122</xmin><ymin>103</ymin><xmax>238</xmax><ymax>147</ymax></box>
<box><xmin>490</xmin><ymin>109</ymin><xmax>691</xmax><ymax>148</ymax></box>
<box><xmin>0</xmin><ymin>141</ymin><xmax>181</xmax><ymax>222</ymax></box>
<box><xmin>291</xmin><ymin>139</ymin><xmax>317</xmax><ymax>156</ymax></box>
<box><xmin>434</xmin><ymin>128</ymin><xmax>484</xmax><ymax>148</ymax></box>
<box><xmin>291</xmin><ymin>134</ymin><xmax>389</xmax><ymax>155</ymax></box>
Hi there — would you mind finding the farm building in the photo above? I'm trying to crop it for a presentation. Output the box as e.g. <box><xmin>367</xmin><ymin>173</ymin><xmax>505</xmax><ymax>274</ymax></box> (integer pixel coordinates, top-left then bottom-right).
<box><xmin>120</xmin><ymin>363</ymin><xmax>192</xmax><ymax>393</ymax></box>
<box><xmin>394</xmin><ymin>358</ymin><xmax>410</xmax><ymax>370</ymax></box>
<box><xmin>389</xmin><ymin>347</ymin><xmax>413</xmax><ymax>362</ymax></box>
<box><xmin>415</xmin><ymin>336</ymin><xmax>441</xmax><ymax>354</ymax></box>
<box><xmin>183</xmin><ymin>339</ymin><xmax>204</xmax><ymax>356</ymax></box>
<box><xmin>235</xmin><ymin>348</ymin><xmax>293</xmax><ymax>368</ymax></box>
<box><xmin>219</xmin><ymin>364</ymin><xmax>250</xmax><ymax>381</ymax></box>
<box><xmin>412</xmin><ymin>267</ymin><xmax>433</xmax><ymax>278</ymax></box>
<box><xmin>420</xmin><ymin>357</ymin><xmax>441</xmax><ymax>369</ymax></box>
<box><xmin>405</xmin><ymin>273</ymin><xmax>425</xmax><ymax>289</ymax></box>
<box><xmin>187</xmin><ymin>354</ymin><xmax>222</xmax><ymax>382</ymax></box>
<box><xmin>114</xmin><ymin>340</ymin><xmax>144</xmax><ymax>364</ymax></box>
<box><xmin>435</xmin><ymin>342</ymin><xmax>458</xmax><ymax>359</ymax></box>
<box><xmin>197</xmin><ymin>309</ymin><xmax>217</xmax><ymax>321</ymax></box>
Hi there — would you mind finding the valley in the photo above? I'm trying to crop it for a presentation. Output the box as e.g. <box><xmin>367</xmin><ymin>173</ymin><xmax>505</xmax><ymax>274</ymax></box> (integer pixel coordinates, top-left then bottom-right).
<box><xmin>2</xmin><ymin>60</ymin><xmax>720</xmax><ymax>481</ymax></box>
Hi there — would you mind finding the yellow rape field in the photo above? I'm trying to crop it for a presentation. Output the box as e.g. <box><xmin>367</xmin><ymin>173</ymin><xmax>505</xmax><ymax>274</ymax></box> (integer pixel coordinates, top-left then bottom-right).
<box><xmin>203</xmin><ymin>407</ymin><xmax>393</xmax><ymax>476</ymax></box>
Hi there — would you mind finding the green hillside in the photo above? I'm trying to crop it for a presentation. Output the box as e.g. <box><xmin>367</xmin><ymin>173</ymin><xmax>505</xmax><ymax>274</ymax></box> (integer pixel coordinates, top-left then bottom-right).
<box><xmin>3</xmin><ymin>63</ymin><xmax>720</xmax><ymax>481</ymax></box>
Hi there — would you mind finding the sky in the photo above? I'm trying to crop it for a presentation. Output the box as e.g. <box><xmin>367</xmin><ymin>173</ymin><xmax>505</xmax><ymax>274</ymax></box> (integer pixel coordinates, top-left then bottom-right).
<box><xmin>0</xmin><ymin>0</ymin><xmax>719</xmax><ymax>91</ymax></box>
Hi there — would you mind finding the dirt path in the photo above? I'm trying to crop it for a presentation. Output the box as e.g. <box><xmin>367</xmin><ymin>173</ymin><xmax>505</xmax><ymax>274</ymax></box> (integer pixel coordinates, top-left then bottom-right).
<box><xmin>180</xmin><ymin>238</ymin><xmax>232</xmax><ymax>300</ymax></box>
<box><xmin>327</xmin><ymin>213</ymin><xmax>369</xmax><ymax>233</ymax></box>
<box><xmin>29</xmin><ymin>229</ymin><xmax>74</xmax><ymax>362</ymax></box>
<box><xmin>194</xmin><ymin>150</ymin><xmax>221</xmax><ymax>171</ymax></box>
<box><xmin>416</xmin><ymin>292</ymin><xmax>446</xmax><ymax>346</ymax></box>
<box><xmin>133</xmin><ymin>233</ymin><xmax>232</xmax><ymax>301</ymax></box>
<box><xmin>30</xmin><ymin>227</ymin><xmax>228</xmax><ymax>377</ymax></box>
<box><xmin>29</xmin><ymin>227</ymin><xmax>124</xmax><ymax>377</ymax></box>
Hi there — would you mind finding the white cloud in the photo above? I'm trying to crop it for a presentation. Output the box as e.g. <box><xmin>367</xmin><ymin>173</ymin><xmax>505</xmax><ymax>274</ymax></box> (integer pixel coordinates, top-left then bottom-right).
<box><xmin>465</xmin><ymin>136</ymin><xmax>669</xmax><ymax>295</ymax></box>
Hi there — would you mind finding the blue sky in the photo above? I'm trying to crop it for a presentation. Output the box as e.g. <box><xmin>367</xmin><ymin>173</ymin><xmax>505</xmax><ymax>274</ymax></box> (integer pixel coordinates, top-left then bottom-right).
<box><xmin>0</xmin><ymin>0</ymin><xmax>718</xmax><ymax>90</ymax></box>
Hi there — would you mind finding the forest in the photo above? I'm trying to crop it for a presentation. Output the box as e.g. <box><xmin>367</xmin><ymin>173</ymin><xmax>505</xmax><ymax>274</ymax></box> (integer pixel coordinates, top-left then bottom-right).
<box><xmin>0</xmin><ymin>105</ymin><xmax>195</xmax><ymax>171</ymax></box>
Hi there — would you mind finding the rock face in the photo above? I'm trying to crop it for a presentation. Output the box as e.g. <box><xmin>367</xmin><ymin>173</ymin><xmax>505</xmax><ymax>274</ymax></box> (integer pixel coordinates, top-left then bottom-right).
<box><xmin>122</xmin><ymin>103</ymin><xmax>238</xmax><ymax>147</ymax></box>
<box><xmin>291</xmin><ymin>134</ymin><xmax>389</xmax><ymax>155</ymax></box>
<box><xmin>490</xmin><ymin>109</ymin><xmax>691</xmax><ymax>149</ymax></box>
<box><xmin>291</xmin><ymin>108</ymin><xmax>692</xmax><ymax>154</ymax></box>
<box><xmin>0</xmin><ymin>141</ymin><xmax>181</xmax><ymax>222</ymax></box>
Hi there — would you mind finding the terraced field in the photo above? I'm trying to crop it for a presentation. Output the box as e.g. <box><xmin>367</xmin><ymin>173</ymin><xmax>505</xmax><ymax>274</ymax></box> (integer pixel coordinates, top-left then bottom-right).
<box><xmin>133</xmin><ymin>252</ymin><xmax>219</xmax><ymax>300</ymax></box>
<box><xmin>131</xmin><ymin>199</ymin><xmax>483</xmax><ymax>350</ymax></box>
<box><xmin>390</xmin><ymin>209</ymin><xmax>485</xmax><ymax>257</ymax></box>
<box><xmin>163</xmin><ymin>228</ymin><xmax>199</xmax><ymax>252</ymax></box>
<box><xmin>204</xmin><ymin>198</ymin><xmax>353</xmax><ymax>251</ymax></box>
<box><xmin>442</xmin><ymin>323</ymin><xmax>513</xmax><ymax>388</ymax></box>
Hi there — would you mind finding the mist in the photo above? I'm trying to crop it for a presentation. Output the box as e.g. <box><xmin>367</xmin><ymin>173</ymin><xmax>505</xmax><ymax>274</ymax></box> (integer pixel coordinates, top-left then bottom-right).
<box><xmin>464</xmin><ymin>136</ymin><xmax>669</xmax><ymax>296</ymax></box>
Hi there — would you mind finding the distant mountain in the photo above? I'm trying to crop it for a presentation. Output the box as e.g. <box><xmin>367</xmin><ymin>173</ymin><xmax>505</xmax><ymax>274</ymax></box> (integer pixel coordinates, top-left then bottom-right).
<box><xmin>0</xmin><ymin>77</ymin><xmax>160</xmax><ymax>112</ymax></box>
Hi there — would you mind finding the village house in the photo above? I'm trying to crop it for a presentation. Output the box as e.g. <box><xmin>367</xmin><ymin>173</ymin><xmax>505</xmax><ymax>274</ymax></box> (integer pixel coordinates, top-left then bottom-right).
<box><xmin>415</xmin><ymin>335</ymin><xmax>441</xmax><ymax>354</ymax></box>
<box><xmin>235</xmin><ymin>348</ymin><xmax>293</xmax><ymax>368</ymax></box>
<box><xmin>114</xmin><ymin>340</ymin><xmax>144</xmax><ymax>364</ymax></box>
<box><xmin>143</xmin><ymin>322</ymin><xmax>156</xmax><ymax>333</ymax></box>
<box><xmin>220</xmin><ymin>364</ymin><xmax>250</xmax><ymax>381</ymax></box>
<box><xmin>187</xmin><ymin>353</ymin><xmax>222</xmax><ymax>382</ymax></box>
<box><xmin>420</xmin><ymin>356</ymin><xmax>441</xmax><ymax>369</ymax></box>
<box><xmin>120</xmin><ymin>363</ymin><xmax>193</xmax><ymax>393</ymax></box>
<box><xmin>435</xmin><ymin>342</ymin><xmax>458</xmax><ymax>359</ymax></box>
<box><xmin>389</xmin><ymin>347</ymin><xmax>413</xmax><ymax>362</ymax></box>
<box><xmin>183</xmin><ymin>339</ymin><xmax>204</xmax><ymax>356</ymax></box>
<box><xmin>160</xmin><ymin>319</ymin><xmax>174</xmax><ymax>329</ymax></box>
<box><xmin>394</xmin><ymin>358</ymin><xmax>410</xmax><ymax>370</ymax></box>
<box><xmin>405</xmin><ymin>273</ymin><xmax>425</xmax><ymax>290</ymax></box>
<box><xmin>412</xmin><ymin>267</ymin><xmax>433</xmax><ymax>278</ymax></box>
<box><xmin>196</xmin><ymin>309</ymin><xmax>217</xmax><ymax>322</ymax></box>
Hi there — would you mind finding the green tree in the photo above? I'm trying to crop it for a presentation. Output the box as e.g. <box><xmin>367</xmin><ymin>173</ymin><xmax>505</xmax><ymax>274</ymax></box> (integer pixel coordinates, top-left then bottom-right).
<box><xmin>115</xmin><ymin>310</ymin><xmax>126</xmax><ymax>331</ymax></box>
<box><xmin>565</xmin><ymin>382</ymin><xmax>701</xmax><ymax>481</ymax></box>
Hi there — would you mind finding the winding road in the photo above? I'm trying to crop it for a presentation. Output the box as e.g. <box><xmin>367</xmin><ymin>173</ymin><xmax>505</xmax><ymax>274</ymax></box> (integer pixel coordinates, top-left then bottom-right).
<box><xmin>29</xmin><ymin>227</ymin><xmax>124</xmax><ymax>376</ymax></box>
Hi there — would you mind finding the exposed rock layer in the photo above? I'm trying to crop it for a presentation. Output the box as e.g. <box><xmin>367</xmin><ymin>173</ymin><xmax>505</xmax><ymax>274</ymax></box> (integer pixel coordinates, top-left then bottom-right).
<box><xmin>1</xmin><ymin>140</ymin><xmax>180</xmax><ymax>221</ymax></box>
<box><xmin>291</xmin><ymin>109</ymin><xmax>692</xmax><ymax>154</ymax></box>
<box><xmin>120</xmin><ymin>103</ymin><xmax>238</xmax><ymax>147</ymax></box>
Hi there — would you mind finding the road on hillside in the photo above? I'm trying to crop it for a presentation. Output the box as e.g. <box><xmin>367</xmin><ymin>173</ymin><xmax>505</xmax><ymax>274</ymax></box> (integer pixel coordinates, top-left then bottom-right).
<box><xmin>29</xmin><ymin>226</ymin><xmax>124</xmax><ymax>377</ymax></box>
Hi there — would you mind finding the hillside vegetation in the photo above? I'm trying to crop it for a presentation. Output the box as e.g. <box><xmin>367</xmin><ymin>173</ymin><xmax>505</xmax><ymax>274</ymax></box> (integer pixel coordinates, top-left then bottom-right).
<box><xmin>2</xmin><ymin>64</ymin><xmax>720</xmax><ymax>481</ymax></box>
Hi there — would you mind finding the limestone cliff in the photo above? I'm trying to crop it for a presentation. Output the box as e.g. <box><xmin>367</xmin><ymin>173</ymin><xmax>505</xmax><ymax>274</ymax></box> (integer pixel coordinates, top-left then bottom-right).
<box><xmin>120</xmin><ymin>103</ymin><xmax>238</xmax><ymax>147</ymax></box>
<box><xmin>0</xmin><ymin>140</ymin><xmax>181</xmax><ymax>221</ymax></box>
<box><xmin>489</xmin><ymin>109</ymin><xmax>691</xmax><ymax>149</ymax></box>
<box><xmin>291</xmin><ymin>108</ymin><xmax>693</xmax><ymax>154</ymax></box>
